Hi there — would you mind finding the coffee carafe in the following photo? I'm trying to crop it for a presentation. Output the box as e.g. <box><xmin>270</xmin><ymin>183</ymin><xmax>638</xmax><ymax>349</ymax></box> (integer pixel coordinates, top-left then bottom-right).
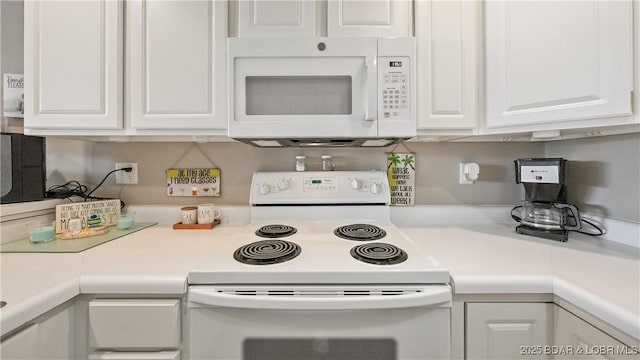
<box><xmin>513</xmin><ymin>158</ymin><xmax>582</xmax><ymax>241</ymax></box>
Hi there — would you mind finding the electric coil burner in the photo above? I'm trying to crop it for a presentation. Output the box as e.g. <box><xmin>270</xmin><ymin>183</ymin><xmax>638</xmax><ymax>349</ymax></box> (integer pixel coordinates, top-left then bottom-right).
<box><xmin>334</xmin><ymin>224</ymin><xmax>387</xmax><ymax>241</ymax></box>
<box><xmin>233</xmin><ymin>239</ymin><xmax>301</xmax><ymax>265</ymax></box>
<box><xmin>351</xmin><ymin>242</ymin><xmax>408</xmax><ymax>265</ymax></box>
<box><xmin>255</xmin><ymin>224</ymin><xmax>297</xmax><ymax>238</ymax></box>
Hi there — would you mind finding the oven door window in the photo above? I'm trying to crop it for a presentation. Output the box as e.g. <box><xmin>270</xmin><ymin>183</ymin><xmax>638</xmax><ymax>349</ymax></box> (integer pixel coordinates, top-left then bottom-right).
<box><xmin>234</xmin><ymin>57</ymin><xmax>372</xmax><ymax>123</ymax></box>
<box><xmin>244</xmin><ymin>338</ymin><xmax>395</xmax><ymax>360</ymax></box>
<box><xmin>245</xmin><ymin>76</ymin><xmax>352</xmax><ymax>116</ymax></box>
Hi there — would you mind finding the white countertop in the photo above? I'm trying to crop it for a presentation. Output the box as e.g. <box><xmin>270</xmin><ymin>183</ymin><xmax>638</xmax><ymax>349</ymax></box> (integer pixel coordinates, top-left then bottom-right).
<box><xmin>401</xmin><ymin>224</ymin><xmax>640</xmax><ymax>341</ymax></box>
<box><xmin>1</xmin><ymin>208</ymin><xmax>638</xmax><ymax>343</ymax></box>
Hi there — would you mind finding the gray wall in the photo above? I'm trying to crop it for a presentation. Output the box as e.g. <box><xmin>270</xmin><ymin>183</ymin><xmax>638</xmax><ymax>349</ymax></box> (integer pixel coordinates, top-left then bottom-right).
<box><xmin>87</xmin><ymin>141</ymin><xmax>543</xmax><ymax>207</ymax></box>
<box><xmin>1</xmin><ymin>0</ymin><xmax>23</xmax><ymax>74</ymax></box>
<box><xmin>545</xmin><ymin>133</ymin><xmax>640</xmax><ymax>222</ymax></box>
<box><xmin>78</xmin><ymin>133</ymin><xmax>639</xmax><ymax>223</ymax></box>
<box><xmin>1</xmin><ymin>0</ymin><xmax>24</xmax><ymax>132</ymax></box>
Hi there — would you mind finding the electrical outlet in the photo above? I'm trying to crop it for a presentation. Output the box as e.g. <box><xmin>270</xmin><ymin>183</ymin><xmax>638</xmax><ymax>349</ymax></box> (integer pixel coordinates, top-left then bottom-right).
<box><xmin>459</xmin><ymin>163</ymin><xmax>480</xmax><ymax>185</ymax></box>
<box><xmin>115</xmin><ymin>163</ymin><xmax>138</xmax><ymax>184</ymax></box>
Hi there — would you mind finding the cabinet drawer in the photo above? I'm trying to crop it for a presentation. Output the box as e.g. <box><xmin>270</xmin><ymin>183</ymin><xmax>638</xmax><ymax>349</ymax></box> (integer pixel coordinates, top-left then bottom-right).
<box><xmin>89</xmin><ymin>350</ymin><xmax>180</xmax><ymax>360</ymax></box>
<box><xmin>89</xmin><ymin>299</ymin><xmax>180</xmax><ymax>350</ymax></box>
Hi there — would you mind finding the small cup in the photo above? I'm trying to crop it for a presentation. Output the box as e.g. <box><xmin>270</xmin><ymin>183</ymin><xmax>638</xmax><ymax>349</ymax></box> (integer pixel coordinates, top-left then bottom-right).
<box><xmin>181</xmin><ymin>206</ymin><xmax>198</xmax><ymax>224</ymax></box>
<box><xmin>197</xmin><ymin>204</ymin><xmax>221</xmax><ymax>224</ymax></box>
<box><xmin>117</xmin><ymin>211</ymin><xmax>136</xmax><ymax>230</ymax></box>
<box><xmin>26</xmin><ymin>222</ymin><xmax>55</xmax><ymax>243</ymax></box>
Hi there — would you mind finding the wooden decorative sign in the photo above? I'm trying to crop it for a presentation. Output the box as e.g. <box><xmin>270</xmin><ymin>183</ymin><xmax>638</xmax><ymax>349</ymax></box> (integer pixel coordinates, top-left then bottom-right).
<box><xmin>387</xmin><ymin>152</ymin><xmax>415</xmax><ymax>206</ymax></box>
<box><xmin>55</xmin><ymin>199</ymin><xmax>121</xmax><ymax>233</ymax></box>
<box><xmin>166</xmin><ymin>168</ymin><xmax>220</xmax><ymax>197</ymax></box>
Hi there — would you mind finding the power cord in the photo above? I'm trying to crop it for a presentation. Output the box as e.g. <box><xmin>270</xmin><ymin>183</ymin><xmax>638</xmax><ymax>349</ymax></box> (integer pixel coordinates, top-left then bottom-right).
<box><xmin>45</xmin><ymin>167</ymin><xmax>132</xmax><ymax>208</ymax></box>
<box><xmin>85</xmin><ymin>167</ymin><xmax>132</xmax><ymax>198</ymax></box>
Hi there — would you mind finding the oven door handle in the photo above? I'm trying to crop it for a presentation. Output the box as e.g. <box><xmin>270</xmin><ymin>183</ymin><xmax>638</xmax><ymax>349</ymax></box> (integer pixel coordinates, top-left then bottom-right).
<box><xmin>188</xmin><ymin>287</ymin><xmax>451</xmax><ymax>310</ymax></box>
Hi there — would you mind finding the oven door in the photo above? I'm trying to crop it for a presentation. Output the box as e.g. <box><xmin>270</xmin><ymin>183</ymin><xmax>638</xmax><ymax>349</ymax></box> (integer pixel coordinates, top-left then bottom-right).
<box><xmin>228</xmin><ymin>38</ymin><xmax>378</xmax><ymax>139</ymax></box>
<box><xmin>187</xmin><ymin>285</ymin><xmax>451</xmax><ymax>360</ymax></box>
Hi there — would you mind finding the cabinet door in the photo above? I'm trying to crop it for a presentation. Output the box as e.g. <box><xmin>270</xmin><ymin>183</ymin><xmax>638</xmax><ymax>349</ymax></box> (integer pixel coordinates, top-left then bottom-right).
<box><xmin>554</xmin><ymin>306</ymin><xmax>632</xmax><ymax>360</ymax></box>
<box><xmin>327</xmin><ymin>0</ymin><xmax>412</xmax><ymax>37</ymax></box>
<box><xmin>0</xmin><ymin>325</ymin><xmax>38</xmax><ymax>360</ymax></box>
<box><xmin>127</xmin><ymin>0</ymin><xmax>227</xmax><ymax>129</ymax></box>
<box><xmin>37</xmin><ymin>306</ymin><xmax>75</xmax><ymax>359</ymax></box>
<box><xmin>416</xmin><ymin>0</ymin><xmax>478</xmax><ymax>132</ymax></box>
<box><xmin>466</xmin><ymin>303</ymin><xmax>553</xmax><ymax>360</ymax></box>
<box><xmin>89</xmin><ymin>299</ymin><xmax>181</xmax><ymax>350</ymax></box>
<box><xmin>24</xmin><ymin>0</ymin><xmax>123</xmax><ymax>130</ymax></box>
<box><xmin>237</xmin><ymin>0</ymin><xmax>315</xmax><ymax>37</ymax></box>
<box><xmin>485</xmin><ymin>1</ymin><xmax>633</xmax><ymax>130</ymax></box>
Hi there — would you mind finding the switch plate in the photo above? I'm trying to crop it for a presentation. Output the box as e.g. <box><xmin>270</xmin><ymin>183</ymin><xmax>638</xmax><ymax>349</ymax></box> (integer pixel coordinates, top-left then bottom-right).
<box><xmin>115</xmin><ymin>163</ymin><xmax>138</xmax><ymax>184</ymax></box>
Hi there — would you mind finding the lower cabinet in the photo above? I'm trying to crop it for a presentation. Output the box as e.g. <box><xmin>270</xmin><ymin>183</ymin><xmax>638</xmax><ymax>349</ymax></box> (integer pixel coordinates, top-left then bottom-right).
<box><xmin>466</xmin><ymin>302</ymin><xmax>554</xmax><ymax>360</ymax></box>
<box><xmin>0</xmin><ymin>304</ymin><xmax>76</xmax><ymax>360</ymax></box>
<box><xmin>554</xmin><ymin>305</ymin><xmax>635</xmax><ymax>360</ymax></box>
<box><xmin>87</xmin><ymin>299</ymin><xmax>182</xmax><ymax>359</ymax></box>
<box><xmin>0</xmin><ymin>325</ymin><xmax>38</xmax><ymax>360</ymax></box>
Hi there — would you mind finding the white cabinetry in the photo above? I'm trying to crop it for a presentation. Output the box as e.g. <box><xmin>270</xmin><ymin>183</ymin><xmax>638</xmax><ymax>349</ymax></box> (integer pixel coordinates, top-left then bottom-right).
<box><xmin>327</xmin><ymin>0</ymin><xmax>412</xmax><ymax>37</ymax></box>
<box><xmin>24</xmin><ymin>0</ymin><xmax>228</xmax><ymax>137</ymax></box>
<box><xmin>466</xmin><ymin>302</ymin><xmax>553</xmax><ymax>359</ymax></box>
<box><xmin>88</xmin><ymin>299</ymin><xmax>181</xmax><ymax>358</ymax></box>
<box><xmin>554</xmin><ymin>306</ymin><xmax>633</xmax><ymax>360</ymax></box>
<box><xmin>0</xmin><ymin>305</ymin><xmax>76</xmax><ymax>360</ymax></box>
<box><xmin>484</xmin><ymin>0</ymin><xmax>634</xmax><ymax>134</ymax></box>
<box><xmin>127</xmin><ymin>0</ymin><xmax>227</xmax><ymax>130</ymax></box>
<box><xmin>0</xmin><ymin>325</ymin><xmax>38</xmax><ymax>360</ymax></box>
<box><xmin>236</xmin><ymin>0</ymin><xmax>316</xmax><ymax>37</ymax></box>
<box><xmin>235</xmin><ymin>0</ymin><xmax>412</xmax><ymax>37</ymax></box>
<box><xmin>23</xmin><ymin>0</ymin><xmax>123</xmax><ymax>130</ymax></box>
<box><xmin>416</xmin><ymin>0</ymin><xmax>478</xmax><ymax>134</ymax></box>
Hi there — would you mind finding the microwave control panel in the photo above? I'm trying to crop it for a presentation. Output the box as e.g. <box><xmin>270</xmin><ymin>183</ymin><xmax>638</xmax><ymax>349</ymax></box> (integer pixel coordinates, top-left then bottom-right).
<box><xmin>380</xmin><ymin>56</ymin><xmax>410</xmax><ymax>120</ymax></box>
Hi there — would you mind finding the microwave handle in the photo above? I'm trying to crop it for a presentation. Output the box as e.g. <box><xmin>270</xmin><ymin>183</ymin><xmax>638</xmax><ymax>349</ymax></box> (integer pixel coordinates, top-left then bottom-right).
<box><xmin>364</xmin><ymin>53</ymin><xmax>377</xmax><ymax>121</ymax></box>
<box><xmin>188</xmin><ymin>286</ymin><xmax>451</xmax><ymax>310</ymax></box>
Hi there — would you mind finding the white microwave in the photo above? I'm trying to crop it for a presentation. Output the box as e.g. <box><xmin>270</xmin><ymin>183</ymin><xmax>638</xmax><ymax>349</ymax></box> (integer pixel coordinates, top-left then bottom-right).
<box><xmin>228</xmin><ymin>37</ymin><xmax>416</xmax><ymax>147</ymax></box>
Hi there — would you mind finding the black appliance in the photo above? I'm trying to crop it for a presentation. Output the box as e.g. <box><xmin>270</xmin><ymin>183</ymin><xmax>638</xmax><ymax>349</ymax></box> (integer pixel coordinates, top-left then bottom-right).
<box><xmin>514</xmin><ymin>158</ymin><xmax>581</xmax><ymax>241</ymax></box>
<box><xmin>1</xmin><ymin>133</ymin><xmax>46</xmax><ymax>204</ymax></box>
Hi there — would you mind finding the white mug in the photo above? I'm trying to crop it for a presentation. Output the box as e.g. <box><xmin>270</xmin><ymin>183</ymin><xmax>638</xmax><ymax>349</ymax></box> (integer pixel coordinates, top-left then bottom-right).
<box><xmin>197</xmin><ymin>203</ymin><xmax>222</xmax><ymax>224</ymax></box>
<box><xmin>181</xmin><ymin>206</ymin><xmax>198</xmax><ymax>225</ymax></box>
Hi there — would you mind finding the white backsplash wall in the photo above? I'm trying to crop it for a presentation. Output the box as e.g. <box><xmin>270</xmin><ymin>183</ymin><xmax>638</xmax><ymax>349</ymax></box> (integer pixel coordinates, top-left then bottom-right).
<box><xmin>45</xmin><ymin>138</ymin><xmax>92</xmax><ymax>189</ymax></box>
<box><xmin>86</xmin><ymin>141</ymin><xmax>544</xmax><ymax>207</ymax></box>
<box><xmin>545</xmin><ymin>132</ymin><xmax>640</xmax><ymax>223</ymax></box>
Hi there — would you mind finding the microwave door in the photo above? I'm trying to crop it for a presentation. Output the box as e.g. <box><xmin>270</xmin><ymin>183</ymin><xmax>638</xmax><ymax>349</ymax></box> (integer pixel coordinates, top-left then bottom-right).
<box><xmin>230</xmin><ymin>56</ymin><xmax>378</xmax><ymax>139</ymax></box>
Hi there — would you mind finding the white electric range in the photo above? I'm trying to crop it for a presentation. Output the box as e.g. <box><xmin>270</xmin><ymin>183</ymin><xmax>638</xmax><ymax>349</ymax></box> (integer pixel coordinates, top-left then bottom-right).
<box><xmin>187</xmin><ymin>171</ymin><xmax>452</xmax><ymax>360</ymax></box>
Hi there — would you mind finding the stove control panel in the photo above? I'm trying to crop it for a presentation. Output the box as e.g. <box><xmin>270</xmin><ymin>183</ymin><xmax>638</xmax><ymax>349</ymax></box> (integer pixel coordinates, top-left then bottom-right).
<box><xmin>250</xmin><ymin>171</ymin><xmax>390</xmax><ymax>205</ymax></box>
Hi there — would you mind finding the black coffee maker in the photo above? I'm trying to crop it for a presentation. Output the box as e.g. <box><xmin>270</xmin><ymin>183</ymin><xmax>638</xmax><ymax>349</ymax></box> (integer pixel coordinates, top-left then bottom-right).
<box><xmin>514</xmin><ymin>158</ymin><xmax>582</xmax><ymax>241</ymax></box>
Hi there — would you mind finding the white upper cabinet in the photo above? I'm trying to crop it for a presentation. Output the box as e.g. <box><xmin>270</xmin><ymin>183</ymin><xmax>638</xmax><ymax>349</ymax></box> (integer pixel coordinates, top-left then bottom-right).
<box><xmin>24</xmin><ymin>0</ymin><xmax>123</xmax><ymax>130</ymax></box>
<box><xmin>416</xmin><ymin>0</ymin><xmax>478</xmax><ymax>133</ymax></box>
<box><xmin>484</xmin><ymin>0</ymin><xmax>634</xmax><ymax>132</ymax></box>
<box><xmin>327</xmin><ymin>0</ymin><xmax>412</xmax><ymax>37</ymax></box>
<box><xmin>234</xmin><ymin>0</ymin><xmax>412</xmax><ymax>38</ymax></box>
<box><xmin>127</xmin><ymin>0</ymin><xmax>227</xmax><ymax>130</ymax></box>
<box><xmin>236</xmin><ymin>0</ymin><xmax>316</xmax><ymax>37</ymax></box>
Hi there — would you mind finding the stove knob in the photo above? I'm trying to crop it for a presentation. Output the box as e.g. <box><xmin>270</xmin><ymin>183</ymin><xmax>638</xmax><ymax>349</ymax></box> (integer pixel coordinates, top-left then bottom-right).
<box><xmin>258</xmin><ymin>184</ymin><xmax>271</xmax><ymax>195</ymax></box>
<box><xmin>351</xmin><ymin>178</ymin><xmax>363</xmax><ymax>190</ymax></box>
<box><xmin>277</xmin><ymin>179</ymin><xmax>290</xmax><ymax>191</ymax></box>
<box><xmin>370</xmin><ymin>182</ymin><xmax>382</xmax><ymax>194</ymax></box>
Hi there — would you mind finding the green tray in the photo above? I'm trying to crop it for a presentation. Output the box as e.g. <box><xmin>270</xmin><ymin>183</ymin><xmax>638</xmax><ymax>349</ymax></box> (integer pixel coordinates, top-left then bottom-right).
<box><xmin>0</xmin><ymin>222</ymin><xmax>157</xmax><ymax>253</ymax></box>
